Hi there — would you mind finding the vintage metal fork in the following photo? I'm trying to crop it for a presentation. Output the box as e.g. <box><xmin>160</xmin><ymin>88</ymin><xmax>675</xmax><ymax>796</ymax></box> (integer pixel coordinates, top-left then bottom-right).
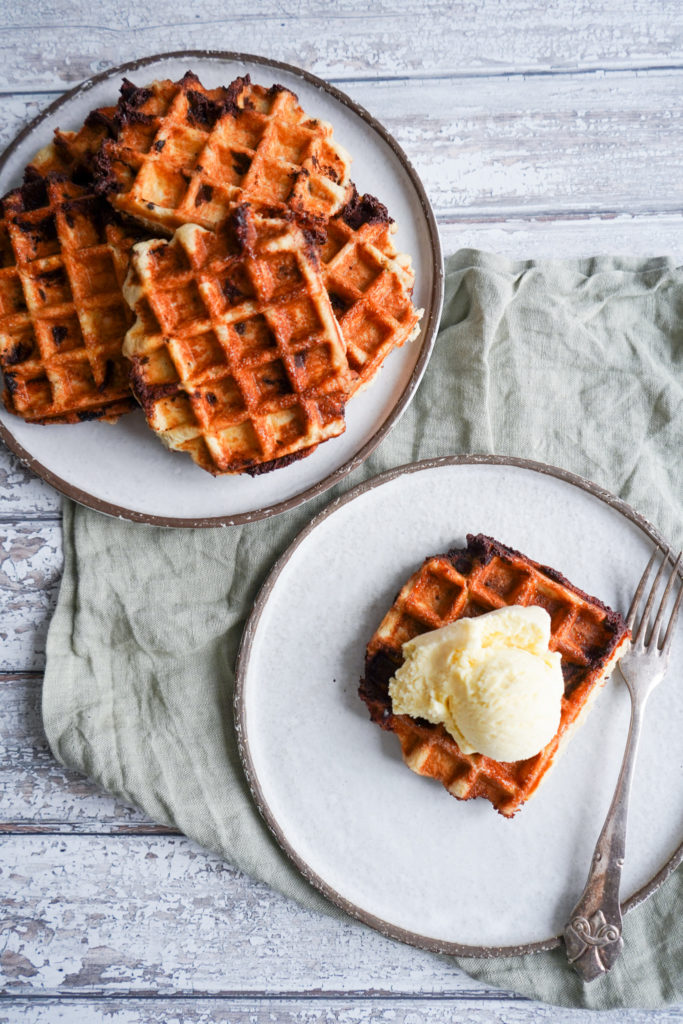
<box><xmin>563</xmin><ymin>546</ymin><xmax>682</xmax><ymax>982</ymax></box>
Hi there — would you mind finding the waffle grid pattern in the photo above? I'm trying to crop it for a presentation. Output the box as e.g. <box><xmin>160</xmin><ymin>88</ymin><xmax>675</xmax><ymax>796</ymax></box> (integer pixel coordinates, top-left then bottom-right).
<box><xmin>362</xmin><ymin>534</ymin><xmax>630</xmax><ymax>817</ymax></box>
<box><xmin>322</xmin><ymin>210</ymin><xmax>422</xmax><ymax>394</ymax></box>
<box><xmin>0</xmin><ymin>72</ymin><xmax>424</xmax><ymax>470</ymax></box>
<box><xmin>0</xmin><ymin>175</ymin><xmax>137</xmax><ymax>423</ymax></box>
<box><xmin>122</xmin><ymin>206</ymin><xmax>351</xmax><ymax>474</ymax></box>
<box><xmin>96</xmin><ymin>75</ymin><xmax>352</xmax><ymax>236</ymax></box>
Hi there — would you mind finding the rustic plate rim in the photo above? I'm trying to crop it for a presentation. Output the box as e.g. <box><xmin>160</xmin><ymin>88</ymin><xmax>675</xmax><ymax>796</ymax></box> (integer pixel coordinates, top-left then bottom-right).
<box><xmin>234</xmin><ymin>453</ymin><xmax>683</xmax><ymax>958</ymax></box>
<box><xmin>0</xmin><ymin>50</ymin><xmax>444</xmax><ymax>528</ymax></box>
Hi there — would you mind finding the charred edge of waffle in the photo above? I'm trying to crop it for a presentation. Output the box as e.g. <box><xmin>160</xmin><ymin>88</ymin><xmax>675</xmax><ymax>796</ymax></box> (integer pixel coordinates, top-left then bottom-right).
<box><xmin>2</xmin><ymin>172</ymin><xmax>143</xmax><ymax>246</ymax></box>
<box><xmin>94</xmin><ymin>72</ymin><xmax>256</xmax><ymax>194</ymax></box>
<box><xmin>83</xmin><ymin>105</ymin><xmax>119</xmax><ymax>137</ymax></box>
<box><xmin>127</xmin><ymin>369</ymin><xmax>178</xmax><ymax>422</ymax></box>
<box><xmin>359</xmin><ymin>532</ymin><xmax>629</xmax><ymax>736</ymax></box>
<box><xmin>243</xmin><ymin>445</ymin><xmax>317</xmax><ymax>476</ymax></box>
<box><xmin>115</xmin><ymin>71</ymin><xmax>282</xmax><ymax>129</ymax></box>
<box><xmin>230</xmin><ymin>201</ymin><xmax>323</xmax><ymax>267</ymax></box>
<box><xmin>337</xmin><ymin>186</ymin><xmax>392</xmax><ymax>231</ymax></box>
<box><xmin>2</xmin><ymin>384</ymin><xmax>137</xmax><ymax>424</ymax></box>
<box><xmin>246</xmin><ymin>198</ymin><xmax>328</xmax><ymax>249</ymax></box>
<box><xmin>453</xmin><ymin>534</ymin><xmax>628</xmax><ymax>639</ymax></box>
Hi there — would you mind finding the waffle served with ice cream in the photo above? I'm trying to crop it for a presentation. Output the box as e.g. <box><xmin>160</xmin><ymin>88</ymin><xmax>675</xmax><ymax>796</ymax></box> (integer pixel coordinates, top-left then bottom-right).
<box><xmin>0</xmin><ymin>68</ymin><xmax>423</xmax><ymax>477</ymax></box>
<box><xmin>359</xmin><ymin>533</ymin><xmax>631</xmax><ymax>817</ymax></box>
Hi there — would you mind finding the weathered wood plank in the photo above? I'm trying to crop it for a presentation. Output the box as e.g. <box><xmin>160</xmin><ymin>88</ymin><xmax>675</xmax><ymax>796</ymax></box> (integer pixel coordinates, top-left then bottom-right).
<box><xmin>3</xmin><ymin>996</ymin><xmax>682</xmax><ymax>1023</ymax></box>
<box><xmin>1</xmin><ymin>71</ymin><xmax>683</xmax><ymax>218</ymax></box>
<box><xmin>0</xmin><ymin>524</ymin><xmax>61</xmax><ymax>673</ymax></box>
<box><xmin>339</xmin><ymin>71</ymin><xmax>683</xmax><ymax>217</ymax></box>
<box><xmin>439</xmin><ymin>212</ymin><xmax>683</xmax><ymax>262</ymax></box>
<box><xmin>2</xmin><ymin>0</ymin><xmax>683</xmax><ymax>90</ymax></box>
<box><xmin>0</xmin><ymin>448</ymin><xmax>62</xmax><ymax>520</ymax></box>
<box><xmin>0</xmin><ymin>834</ymin><xmax>491</xmax><ymax>996</ymax></box>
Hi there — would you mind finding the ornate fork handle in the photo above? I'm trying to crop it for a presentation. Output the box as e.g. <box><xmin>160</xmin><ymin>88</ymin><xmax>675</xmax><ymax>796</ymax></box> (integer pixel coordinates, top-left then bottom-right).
<box><xmin>563</xmin><ymin>689</ymin><xmax>646</xmax><ymax>981</ymax></box>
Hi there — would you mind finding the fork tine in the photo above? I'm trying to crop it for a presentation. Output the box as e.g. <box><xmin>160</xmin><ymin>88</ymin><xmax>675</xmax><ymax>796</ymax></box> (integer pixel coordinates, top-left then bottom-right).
<box><xmin>632</xmin><ymin>548</ymin><xmax>669</xmax><ymax>645</ymax></box>
<box><xmin>626</xmin><ymin>547</ymin><xmax>660</xmax><ymax>631</ymax></box>
<box><xmin>660</xmin><ymin>558</ymin><xmax>683</xmax><ymax>656</ymax></box>
<box><xmin>651</xmin><ymin>550</ymin><xmax>682</xmax><ymax>647</ymax></box>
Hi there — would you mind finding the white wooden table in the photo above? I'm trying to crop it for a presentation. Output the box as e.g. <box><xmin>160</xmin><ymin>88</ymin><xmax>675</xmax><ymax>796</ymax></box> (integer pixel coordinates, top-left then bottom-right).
<box><xmin>1</xmin><ymin>3</ymin><xmax>682</xmax><ymax>1021</ymax></box>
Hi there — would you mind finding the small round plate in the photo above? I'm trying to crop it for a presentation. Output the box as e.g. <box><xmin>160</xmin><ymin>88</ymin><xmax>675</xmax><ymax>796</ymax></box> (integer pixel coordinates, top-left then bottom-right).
<box><xmin>235</xmin><ymin>456</ymin><xmax>683</xmax><ymax>956</ymax></box>
<box><xmin>0</xmin><ymin>51</ymin><xmax>443</xmax><ymax>527</ymax></box>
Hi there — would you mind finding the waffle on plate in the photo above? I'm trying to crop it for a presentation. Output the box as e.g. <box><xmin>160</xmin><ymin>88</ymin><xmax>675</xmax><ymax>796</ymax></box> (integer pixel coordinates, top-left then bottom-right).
<box><xmin>122</xmin><ymin>202</ymin><xmax>351</xmax><ymax>474</ymax></box>
<box><xmin>0</xmin><ymin>68</ymin><xmax>424</xmax><ymax>479</ymax></box>
<box><xmin>360</xmin><ymin>533</ymin><xmax>630</xmax><ymax>817</ymax></box>
<box><xmin>0</xmin><ymin>173</ymin><xmax>139</xmax><ymax>423</ymax></box>
<box><xmin>322</xmin><ymin>190</ymin><xmax>422</xmax><ymax>395</ymax></box>
<box><xmin>27</xmin><ymin>108</ymin><xmax>119</xmax><ymax>180</ymax></box>
<box><xmin>93</xmin><ymin>72</ymin><xmax>353</xmax><ymax>235</ymax></box>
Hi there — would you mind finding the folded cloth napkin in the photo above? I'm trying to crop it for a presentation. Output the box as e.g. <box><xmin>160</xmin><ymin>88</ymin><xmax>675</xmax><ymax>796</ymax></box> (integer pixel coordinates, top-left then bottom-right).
<box><xmin>43</xmin><ymin>250</ymin><xmax>683</xmax><ymax>1009</ymax></box>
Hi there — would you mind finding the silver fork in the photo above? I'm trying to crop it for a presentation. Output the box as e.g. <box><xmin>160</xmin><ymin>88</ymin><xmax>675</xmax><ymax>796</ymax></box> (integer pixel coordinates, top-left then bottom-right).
<box><xmin>563</xmin><ymin>546</ymin><xmax>682</xmax><ymax>982</ymax></box>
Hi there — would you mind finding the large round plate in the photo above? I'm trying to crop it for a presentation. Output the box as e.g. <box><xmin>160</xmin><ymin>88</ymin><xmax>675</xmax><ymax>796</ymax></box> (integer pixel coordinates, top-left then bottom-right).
<box><xmin>0</xmin><ymin>52</ymin><xmax>442</xmax><ymax>527</ymax></box>
<box><xmin>236</xmin><ymin>456</ymin><xmax>683</xmax><ymax>955</ymax></box>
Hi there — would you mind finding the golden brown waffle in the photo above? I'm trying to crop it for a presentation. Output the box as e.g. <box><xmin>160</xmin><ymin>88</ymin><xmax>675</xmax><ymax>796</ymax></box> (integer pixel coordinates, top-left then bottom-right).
<box><xmin>322</xmin><ymin>190</ymin><xmax>423</xmax><ymax>394</ymax></box>
<box><xmin>27</xmin><ymin>107</ymin><xmax>119</xmax><ymax>180</ymax></box>
<box><xmin>94</xmin><ymin>72</ymin><xmax>352</xmax><ymax>236</ymax></box>
<box><xmin>0</xmin><ymin>174</ymin><xmax>139</xmax><ymax>423</ymax></box>
<box><xmin>122</xmin><ymin>203</ymin><xmax>352</xmax><ymax>474</ymax></box>
<box><xmin>360</xmin><ymin>533</ymin><xmax>630</xmax><ymax>817</ymax></box>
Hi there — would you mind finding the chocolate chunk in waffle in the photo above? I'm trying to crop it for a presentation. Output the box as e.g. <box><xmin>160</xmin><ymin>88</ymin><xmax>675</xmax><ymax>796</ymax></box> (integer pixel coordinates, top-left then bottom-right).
<box><xmin>94</xmin><ymin>72</ymin><xmax>352</xmax><ymax>235</ymax></box>
<box><xmin>122</xmin><ymin>203</ymin><xmax>352</xmax><ymax>475</ymax></box>
<box><xmin>27</xmin><ymin>107</ymin><xmax>119</xmax><ymax>180</ymax></box>
<box><xmin>360</xmin><ymin>533</ymin><xmax>630</xmax><ymax>818</ymax></box>
<box><xmin>0</xmin><ymin>174</ymin><xmax>140</xmax><ymax>423</ymax></box>
<box><xmin>321</xmin><ymin>190</ymin><xmax>423</xmax><ymax>395</ymax></box>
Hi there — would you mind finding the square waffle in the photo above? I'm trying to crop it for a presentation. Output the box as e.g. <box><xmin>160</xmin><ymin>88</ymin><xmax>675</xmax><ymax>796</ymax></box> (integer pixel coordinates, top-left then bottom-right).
<box><xmin>360</xmin><ymin>533</ymin><xmax>630</xmax><ymax>817</ymax></box>
<box><xmin>322</xmin><ymin>190</ymin><xmax>423</xmax><ymax>394</ymax></box>
<box><xmin>122</xmin><ymin>202</ymin><xmax>352</xmax><ymax>474</ymax></box>
<box><xmin>94</xmin><ymin>72</ymin><xmax>352</xmax><ymax>236</ymax></box>
<box><xmin>0</xmin><ymin>174</ymin><xmax>139</xmax><ymax>423</ymax></box>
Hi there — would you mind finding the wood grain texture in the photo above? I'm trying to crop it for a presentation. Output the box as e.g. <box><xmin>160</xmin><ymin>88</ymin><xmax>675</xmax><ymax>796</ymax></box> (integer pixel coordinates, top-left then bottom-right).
<box><xmin>0</xmin><ymin>835</ymin><xmax>492</xmax><ymax>997</ymax></box>
<box><xmin>4</xmin><ymin>998</ymin><xmax>683</xmax><ymax>1023</ymax></box>
<box><xmin>2</xmin><ymin>73</ymin><xmax>683</xmax><ymax>218</ymax></box>
<box><xmin>0</xmin><ymin>525</ymin><xmax>61</xmax><ymax>673</ymax></box>
<box><xmin>2</xmin><ymin>0</ymin><xmax>683</xmax><ymax>90</ymax></box>
<box><xmin>340</xmin><ymin>71</ymin><xmax>683</xmax><ymax>217</ymax></box>
<box><xmin>0</xmin><ymin>449</ymin><xmax>61</xmax><ymax>520</ymax></box>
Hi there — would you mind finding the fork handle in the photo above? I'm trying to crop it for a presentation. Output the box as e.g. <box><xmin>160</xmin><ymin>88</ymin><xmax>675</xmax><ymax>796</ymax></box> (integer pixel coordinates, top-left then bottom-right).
<box><xmin>563</xmin><ymin>691</ymin><xmax>647</xmax><ymax>981</ymax></box>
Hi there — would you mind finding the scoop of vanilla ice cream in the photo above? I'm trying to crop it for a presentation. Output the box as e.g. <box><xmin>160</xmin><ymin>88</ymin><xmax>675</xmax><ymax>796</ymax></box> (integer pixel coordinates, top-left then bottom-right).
<box><xmin>388</xmin><ymin>605</ymin><xmax>564</xmax><ymax>762</ymax></box>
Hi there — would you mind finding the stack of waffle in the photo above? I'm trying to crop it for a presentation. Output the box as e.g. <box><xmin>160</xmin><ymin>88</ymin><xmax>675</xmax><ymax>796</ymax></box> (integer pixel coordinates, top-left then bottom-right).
<box><xmin>0</xmin><ymin>70</ymin><xmax>423</xmax><ymax>474</ymax></box>
<box><xmin>360</xmin><ymin>534</ymin><xmax>630</xmax><ymax>817</ymax></box>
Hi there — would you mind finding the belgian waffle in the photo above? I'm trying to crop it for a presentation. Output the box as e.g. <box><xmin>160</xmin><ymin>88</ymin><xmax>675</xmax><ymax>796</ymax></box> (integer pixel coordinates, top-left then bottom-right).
<box><xmin>322</xmin><ymin>190</ymin><xmax>423</xmax><ymax>394</ymax></box>
<box><xmin>27</xmin><ymin>107</ymin><xmax>119</xmax><ymax>180</ymax></box>
<box><xmin>0</xmin><ymin>174</ymin><xmax>139</xmax><ymax>423</ymax></box>
<box><xmin>360</xmin><ymin>533</ymin><xmax>630</xmax><ymax>817</ymax></box>
<box><xmin>122</xmin><ymin>203</ymin><xmax>352</xmax><ymax>474</ymax></box>
<box><xmin>94</xmin><ymin>72</ymin><xmax>352</xmax><ymax>236</ymax></box>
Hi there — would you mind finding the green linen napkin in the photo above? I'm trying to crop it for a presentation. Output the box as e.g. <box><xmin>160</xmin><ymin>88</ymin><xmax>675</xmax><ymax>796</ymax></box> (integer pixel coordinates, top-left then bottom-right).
<box><xmin>43</xmin><ymin>250</ymin><xmax>683</xmax><ymax>1009</ymax></box>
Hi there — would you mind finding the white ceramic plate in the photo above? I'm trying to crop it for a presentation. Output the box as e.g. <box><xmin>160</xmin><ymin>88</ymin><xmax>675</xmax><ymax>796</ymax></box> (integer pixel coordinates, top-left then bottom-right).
<box><xmin>236</xmin><ymin>456</ymin><xmax>683</xmax><ymax>955</ymax></box>
<box><xmin>0</xmin><ymin>52</ymin><xmax>442</xmax><ymax>526</ymax></box>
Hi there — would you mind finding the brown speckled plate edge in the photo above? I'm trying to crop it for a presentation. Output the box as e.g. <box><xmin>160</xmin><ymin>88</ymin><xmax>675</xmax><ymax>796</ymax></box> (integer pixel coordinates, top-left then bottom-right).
<box><xmin>235</xmin><ymin>454</ymin><xmax>683</xmax><ymax>958</ymax></box>
<box><xmin>0</xmin><ymin>50</ymin><xmax>443</xmax><ymax>528</ymax></box>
